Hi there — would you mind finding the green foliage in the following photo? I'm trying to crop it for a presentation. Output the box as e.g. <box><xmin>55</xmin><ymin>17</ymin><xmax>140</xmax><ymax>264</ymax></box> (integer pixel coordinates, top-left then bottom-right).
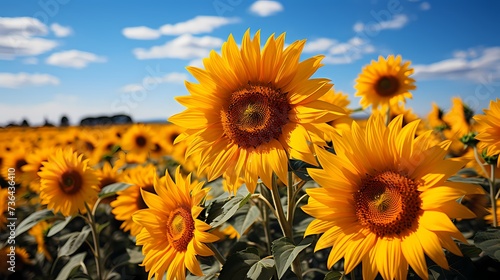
<box><xmin>272</xmin><ymin>237</ymin><xmax>313</xmax><ymax>279</ymax></box>
<box><xmin>55</xmin><ymin>252</ymin><xmax>87</xmax><ymax>280</ymax></box>
<box><xmin>15</xmin><ymin>208</ymin><xmax>54</xmax><ymax>237</ymax></box>
<box><xmin>98</xmin><ymin>182</ymin><xmax>133</xmax><ymax>198</ymax></box>
<box><xmin>474</xmin><ymin>228</ymin><xmax>500</xmax><ymax>261</ymax></box>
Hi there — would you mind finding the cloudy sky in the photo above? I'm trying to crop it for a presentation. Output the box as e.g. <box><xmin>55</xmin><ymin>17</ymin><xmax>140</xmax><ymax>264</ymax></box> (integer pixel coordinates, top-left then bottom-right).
<box><xmin>1</xmin><ymin>0</ymin><xmax>499</xmax><ymax>125</ymax></box>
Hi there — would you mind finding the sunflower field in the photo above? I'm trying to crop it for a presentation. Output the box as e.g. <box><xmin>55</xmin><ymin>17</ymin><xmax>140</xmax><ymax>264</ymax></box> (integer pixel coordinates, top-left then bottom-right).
<box><xmin>2</xmin><ymin>30</ymin><xmax>500</xmax><ymax>280</ymax></box>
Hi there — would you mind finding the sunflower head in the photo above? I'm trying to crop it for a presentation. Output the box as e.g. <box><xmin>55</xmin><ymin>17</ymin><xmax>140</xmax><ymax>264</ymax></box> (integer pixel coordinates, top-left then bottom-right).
<box><xmin>38</xmin><ymin>148</ymin><xmax>99</xmax><ymax>216</ymax></box>
<box><xmin>121</xmin><ymin>124</ymin><xmax>156</xmax><ymax>161</ymax></box>
<box><xmin>169</xmin><ymin>29</ymin><xmax>344</xmax><ymax>192</ymax></box>
<box><xmin>355</xmin><ymin>55</ymin><xmax>416</xmax><ymax>111</ymax></box>
<box><xmin>133</xmin><ymin>167</ymin><xmax>219</xmax><ymax>280</ymax></box>
<box><xmin>302</xmin><ymin>114</ymin><xmax>483</xmax><ymax>280</ymax></box>
<box><xmin>474</xmin><ymin>98</ymin><xmax>500</xmax><ymax>165</ymax></box>
<box><xmin>110</xmin><ymin>164</ymin><xmax>157</xmax><ymax>236</ymax></box>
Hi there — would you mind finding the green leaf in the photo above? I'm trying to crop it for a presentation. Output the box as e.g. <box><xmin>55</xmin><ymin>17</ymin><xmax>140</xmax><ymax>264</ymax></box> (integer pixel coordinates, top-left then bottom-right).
<box><xmin>458</xmin><ymin>243</ymin><xmax>482</xmax><ymax>258</ymax></box>
<box><xmin>48</xmin><ymin>216</ymin><xmax>73</xmax><ymax>237</ymax></box>
<box><xmin>324</xmin><ymin>271</ymin><xmax>343</xmax><ymax>280</ymax></box>
<box><xmin>247</xmin><ymin>258</ymin><xmax>275</xmax><ymax>280</ymax></box>
<box><xmin>16</xmin><ymin>209</ymin><xmax>54</xmax><ymax>237</ymax></box>
<box><xmin>228</xmin><ymin>204</ymin><xmax>261</xmax><ymax>236</ymax></box>
<box><xmin>208</xmin><ymin>193</ymin><xmax>252</xmax><ymax>228</ymax></box>
<box><xmin>272</xmin><ymin>237</ymin><xmax>313</xmax><ymax>279</ymax></box>
<box><xmin>98</xmin><ymin>182</ymin><xmax>133</xmax><ymax>198</ymax></box>
<box><xmin>219</xmin><ymin>247</ymin><xmax>260</xmax><ymax>280</ymax></box>
<box><xmin>289</xmin><ymin>159</ymin><xmax>317</xmax><ymax>181</ymax></box>
<box><xmin>447</xmin><ymin>175</ymin><xmax>489</xmax><ymax>187</ymax></box>
<box><xmin>474</xmin><ymin>228</ymin><xmax>500</xmax><ymax>261</ymax></box>
<box><xmin>55</xmin><ymin>252</ymin><xmax>87</xmax><ymax>280</ymax></box>
<box><xmin>58</xmin><ymin>226</ymin><xmax>91</xmax><ymax>258</ymax></box>
<box><xmin>127</xmin><ymin>248</ymin><xmax>144</xmax><ymax>264</ymax></box>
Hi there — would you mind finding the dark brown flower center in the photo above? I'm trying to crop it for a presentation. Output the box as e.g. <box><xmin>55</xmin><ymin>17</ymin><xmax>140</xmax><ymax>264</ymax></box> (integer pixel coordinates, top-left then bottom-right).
<box><xmin>135</xmin><ymin>135</ymin><xmax>147</xmax><ymax>148</ymax></box>
<box><xmin>221</xmin><ymin>83</ymin><xmax>290</xmax><ymax>148</ymax></box>
<box><xmin>354</xmin><ymin>171</ymin><xmax>422</xmax><ymax>237</ymax></box>
<box><xmin>375</xmin><ymin>76</ymin><xmax>400</xmax><ymax>97</ymax></box>
<box><xmin>166</xmin><ymin>207</ymin><xmax>195</xmax><ymax>251</ymax></box>
<box><xmin>59</xmin><ymin>170</ymin><xmax>83</xmax><ymax>194</ymax></box>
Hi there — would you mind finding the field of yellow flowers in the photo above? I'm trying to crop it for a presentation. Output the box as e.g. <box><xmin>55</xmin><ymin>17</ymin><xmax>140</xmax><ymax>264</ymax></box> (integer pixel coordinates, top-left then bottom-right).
<box><xmin>1</xmin><ymin>30</ymin><xmax>500</xmax><ymax>280</ymax></box>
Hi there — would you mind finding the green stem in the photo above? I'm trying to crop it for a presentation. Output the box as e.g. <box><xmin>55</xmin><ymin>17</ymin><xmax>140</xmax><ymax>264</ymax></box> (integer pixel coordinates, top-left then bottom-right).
<box><xmin>258</xmin><ymin>184</ymin><xmax>272</xmax><ymax>255</ymax></box>
<box><xmin>85</xmin><ymin>202</ymin><xmax>103</xmax><ymax>280</ymax></box>
<box><xmin>490</xmin><ymin>164</ymin><xmax>497</xmax><ymax>227</ymax></box>
<box><xmin>207</xmin><ymin>243</ymin><xmax>226</xmax><ymax>266</ymax></box>
<box><xmin>270</xmin><ymin>173</ymin><xmax>303</xmax><ymax>279</ymax></box>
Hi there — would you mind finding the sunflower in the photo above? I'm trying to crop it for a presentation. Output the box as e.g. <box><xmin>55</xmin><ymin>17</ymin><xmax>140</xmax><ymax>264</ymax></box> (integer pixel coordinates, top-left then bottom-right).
<box><xmin>38</xmin><ymin>148</ymin><xmax>100</xmax><ymax>216</ymax></box>
<box><xmin>169</xmin><ymin>30</ymin><xmax>344</xmax><ymax>192</ymax></box>
<box><xmin>443</xmin><ymin>97</ymin><xmax>474</xmax><ymax>156</ymax></box>
<box><xmin>302</xmin><ymin>115</ymin><xmax>483</xmax><ymax>280</ymax></box>
<box><xmin>427</xmin><ymin>103</ymin><xmax>449</xmax><ymax>131</ymax></box>
<box><xmin>133</xmin><ymin>167</ymin><xmax>219</xmax><ymax>280</ymax></box>
<box><xmin>21</xmin><ymin>147</ymin><xmax>54</xmax><ymax>193</ymax></box>
<box><xmin>474</xmin><ymin>99</ymin><xmax>500</xmax><ymax>166</ymax></box>
<box><xmin>319</xmin><ymin>89</ymin><xmax>353</xmax><ymax>135</ymax></box>
<box><xmin>96</xmin><ymin>161</ymin><xmax>123</xmax><ymax>190</ymax></box>
<box><xmin>28</xmin><ymin>220</ymin><xmax>52</xmax><ymax>261</ymax></box>
<box><xmin>121</xmin><ymin>124</ymin><xmax>156</xmax><ymax>161</ymax></box>
<box><xmin>355</xmin><ymin>55</ymin><xmax>416</xmax><ymax>111</ymax></box>
<box><xmin>0</xmin><ymin>246</ymin><xmax>31</xmax><ymax>276</ymax></box>
<box><xmin>110</xmin><ymin>164</ymin><xmax>157</xmax><ymax>236</ymax></box>
<box><xmin>2</xmin><ymin>140</ymin><xmax>29</xmax><ymax>186</ymax></box>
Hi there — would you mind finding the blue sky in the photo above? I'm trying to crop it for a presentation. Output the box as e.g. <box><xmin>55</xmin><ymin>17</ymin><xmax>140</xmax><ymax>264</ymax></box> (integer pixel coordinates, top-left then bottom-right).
<box><xmin>1</xmin><ymin>0</ymin><xmax>499</xmax><ymax>125</ymax></box>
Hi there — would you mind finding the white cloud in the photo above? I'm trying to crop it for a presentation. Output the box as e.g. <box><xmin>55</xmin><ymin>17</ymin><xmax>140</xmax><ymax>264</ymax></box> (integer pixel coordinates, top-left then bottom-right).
<box><xmin>354</xmin><ymin>14</ymin><xmax>409</xmax><ymax>33</ymax></box>
<box><xmin>0</xmin><ymin>72</ymin><xmax>60</xmax><ymax>88</ymax></box>
<box><xmin>121</xmin><ymin>84</ymin><xmax>145</xmax><ymax>93</ymax></box>
<box><xmin>46</xmin><ymin>50</ymin><xmax>107</xmax><ymax>68</ymax></box>
<box><xmin>0</xmin><ymin>17</ymin><xmax>48</xmax><ymax>37</ymax></box>
<box><xmin>249</xmin><ymin>0</ymin><xmax>284</xmax><ymax>17</ymax></box>
<box><xmin>0</xmin><ymin>35</ymin><xmax>57</xmax><ymax>59</ymax></box>
<box><xmin>122</xmin><ymin>26</ymin><xmax>161</xmax><ymax>40</ymax></box>
<box><xmin>133</xmin><ymin>34</ymin><xmax>223</xmax><ymax>60</ymax></box>
<box><xmin>22</xmin><ymin>57</ymin><xmax>38</xmax><ymax>64</ymax></box>
<box><xmin>420</xmin><ymin>2</ymin><xmax>431</xmax><ymax>11</ymax></box>
<box><xmin>187</xmin><ymin>58</ymin><xmax>204</xmax><ymax>68</ymax></box>
<box><xmin>50</xmin><ymin>23</ymin><xmax>73</xmax><ymax>37</ymax></box>
<box><xmin>122</xmin><ymin>72</ymin><xmax>188</xmax><ymax>93</ymax></box>
<box><xmin>122</xmin><ymin>16</ymin><xmax>238</xmax><ymax>40</ymax></box>
<box><xmin>304</xmin><ymin>36</ymin><xmax>375</xmax><ymax>64</ymax></box>
<box><xmin>303</xmin><ymin>38</ymin><xmax>337</xmax><ymax>53</ymax></box>
<box><xmin>0</xmin><ymin>17</ymin><xmax>57</xmax><ymax>59</ymax></box>
<box><xmin>413</xmin><ymin>47</ymin><xmax>500</xmax><ymax>82</ymax></box>
<box><xmin>159</xmin><ymin>16</ymin><xmax>239</xmax><ymax>35</ymax></box>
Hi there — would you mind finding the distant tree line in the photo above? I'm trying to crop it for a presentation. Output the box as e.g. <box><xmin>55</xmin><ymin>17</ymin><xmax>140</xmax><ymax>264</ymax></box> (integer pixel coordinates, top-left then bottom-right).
<box><xmin>2</xmin><ymin>114</ymin><xmax>133</xmax><ymax>128</ymax></box>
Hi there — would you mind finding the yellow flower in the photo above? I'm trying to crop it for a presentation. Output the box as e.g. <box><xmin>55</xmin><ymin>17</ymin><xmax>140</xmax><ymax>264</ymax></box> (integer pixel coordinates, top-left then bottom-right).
<box><xmin>38</xmin><ymin>148</ymin><xmax>99</xmax><ymax>216</ymax></box>
<box><xmin>485</xmin><ymin>199</ymin><xmax>500</xmax><ymax>225</ymax></box>
<box><xmin>319</xmin><ymin>89</ymin><xmax>353</xmax><ymax>135</ymax></box>
<box><xmin>355</xmin><ymin>55</ymin><xmax>416</xmax><ymax>111</ymax></box>
<box><xmin>443</xmin><ymin>97</ymin><xmax>474</xmax><ymax>156</ymax></box>
<box><xmin>427</xmin><ymin>103</ymin><xmax>448</xmax><ymax>131</ymax></box>
<box><xmin>28</xmin><ymin>220</ymin><xmax>52</xmax><ymax>261</ymax></box>
<box><xmin>0</xmin><ymin>246</ymin><xmax>31</xmax><ymax>276</ymax></box>
<box><xmin>21</xmin><ymin>147</ymin><xmax>54</xmax><ymax>193</ymax></box>
<box><xmin>133</xmin><ymin>167</ymin><xmax>219</xmax><ymax>280</ymax></box>
<box><xmin>169</xmin><ymin>30</ymin><xmax>344</xmax><ymax>192</ymax></box>
<box><xmin>95</xmin><ymin>161</ymin><xmax>123</xmax><ymax>190</ymax></box>
<box><xmin>121</xmin><ymin>124</ymin><xmax>156</xmax><ymax>161</ymax></box>
<box><xmin>474</xmin><ymin>98</ymin><xmax>500</xmax><ymax>166</ymax></box>
<box><xmin>302</xmin><ymin>115</ymin><xmax>483</xmax><ymax>280</ymax></box>
<box><xmin>110</xmin><ymin>164</ymin><xmax>156</xmax><ymax>236</ymax></box>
